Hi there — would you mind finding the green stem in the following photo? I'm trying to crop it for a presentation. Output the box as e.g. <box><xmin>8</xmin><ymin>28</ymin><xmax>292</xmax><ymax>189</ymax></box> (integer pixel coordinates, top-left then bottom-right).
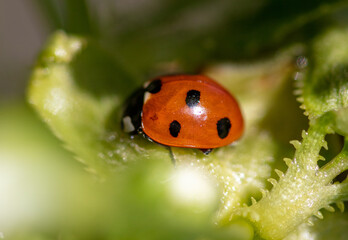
<box><xmin>319</xmin><ymin>142</ymin><xmax>348</xmax><ymax>184</ymax></box>
<box><xmin>234</xmin><ymin>115</ymin><xmax>337</xmax><ymax>240</ymax></box>
<box><xmin>293</xmin><ymin>114</ymin><xmax>333</xmax><ymax>170</ymax></box>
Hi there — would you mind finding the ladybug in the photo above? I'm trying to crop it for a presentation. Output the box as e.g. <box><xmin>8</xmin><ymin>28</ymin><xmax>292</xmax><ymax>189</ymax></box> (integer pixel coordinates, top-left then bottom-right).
<box><xmin>121</xmin><ymin>75</ymin><xmax>244</xmax><ymax>154</ymax></box>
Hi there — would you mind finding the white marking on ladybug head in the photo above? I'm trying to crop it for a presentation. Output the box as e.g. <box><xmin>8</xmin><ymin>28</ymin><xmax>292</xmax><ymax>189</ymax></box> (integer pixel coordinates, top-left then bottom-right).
<box><xmin>143</xmin><ymin>80</ymin><xmax>151</xmax><ymax>88</ymax></box>
<box><xmin>122</xmin><ymin>116</ymin><xmax>135</xmax><ymax>132</ymax></box>
<box><xmin>143</xmin><ymin>92</ymin><xmax>151</xmax><ymax>104</ymax></box>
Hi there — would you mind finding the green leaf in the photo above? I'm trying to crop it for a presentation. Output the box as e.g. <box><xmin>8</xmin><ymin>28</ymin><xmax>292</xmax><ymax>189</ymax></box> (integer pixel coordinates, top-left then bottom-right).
<box><xmin>18</xmin><ymin>1</ymin><xmax>348</xmax><ymax>240</ymax></box>
<box><xmin>28</xmin><ymin>31</ymin><xmax>295</xmax><ymax>222</ymax></box>
<box><xmin>0</xmin><ymin>103</ymin><xmax>253</xmax><ymax>240</ymax></box>
<box><xmin>302</xmin><ymin>28</ymin><xmax>348</xmax><ymax>120</ymax></box>
<box><xmin>28</xmin><ymin>31</ymin><xmax>146</xmax><ymax>177</ymax></box>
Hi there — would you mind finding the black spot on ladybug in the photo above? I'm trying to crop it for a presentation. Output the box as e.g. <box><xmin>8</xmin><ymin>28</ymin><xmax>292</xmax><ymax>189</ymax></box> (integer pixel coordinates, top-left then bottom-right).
<box><xmin>217</xmin><ymin>118</ymin><xmax>231</xmax><ymax>139</ymax></box>
<box><xmin>185</xmin><ymin>90</ymin><xmax>200</xmax><ymax>107</ymax></box>
<box><xmin>169</xmin><ymin>120</ymin><xmax>181</xmax><ymax>137</ymax></box>
<box><xmin>146</xmin><ymin>79</ymin><xmax>162</xmax><ymax>94</ymax></box>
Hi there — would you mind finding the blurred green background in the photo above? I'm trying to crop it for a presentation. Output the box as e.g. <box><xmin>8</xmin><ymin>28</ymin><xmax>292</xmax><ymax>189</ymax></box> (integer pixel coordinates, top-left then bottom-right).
<box><xmin>1</xmin><ymin>1</ymin><xmax>348</xmax><ymax>239</ymax></box>
<box><xmin>1</xmin><ymin>0</ymin><xmax>348</xmax><ymax>98</ymax></box>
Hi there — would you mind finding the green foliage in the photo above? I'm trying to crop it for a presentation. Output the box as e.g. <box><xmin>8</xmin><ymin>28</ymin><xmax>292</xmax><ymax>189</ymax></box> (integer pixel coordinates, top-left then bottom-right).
<box><xmin>27</xmin><ymin>29</ymin><xmax>279</xmax><ymax>228</ymax></box>
<box><xmin>3</xmin><ymin>0</ymin><xmax>348</xmax><ymax>239</ymax></box>
<box><xmin>302</xmin><ymin>28</ymin><xmax>348</xmax><ymax>120</ymax></box>
<box><xmin>233</xmin><ymin>28</ymin><xmax>348</xmax><ymax>240</ymax></box>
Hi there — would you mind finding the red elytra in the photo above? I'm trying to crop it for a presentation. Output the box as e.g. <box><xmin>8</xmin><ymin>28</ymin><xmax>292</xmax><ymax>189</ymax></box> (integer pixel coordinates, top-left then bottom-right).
<box><xmin>139</xmin><ymin>75</ymin><xmax>244</xmax><ymax>149</ymax></box>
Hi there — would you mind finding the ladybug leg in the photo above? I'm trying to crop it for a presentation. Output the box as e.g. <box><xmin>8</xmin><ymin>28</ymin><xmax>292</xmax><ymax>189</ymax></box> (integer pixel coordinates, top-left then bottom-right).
<box><xmin>167</xmin><ymin>146</ymin><xmax>176</xmax><ymax>166</ymax></box>
<box><xmin>200</xmin><ymin>148</ymin><xmax>213</xmax><ymax>155</ymax></box>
